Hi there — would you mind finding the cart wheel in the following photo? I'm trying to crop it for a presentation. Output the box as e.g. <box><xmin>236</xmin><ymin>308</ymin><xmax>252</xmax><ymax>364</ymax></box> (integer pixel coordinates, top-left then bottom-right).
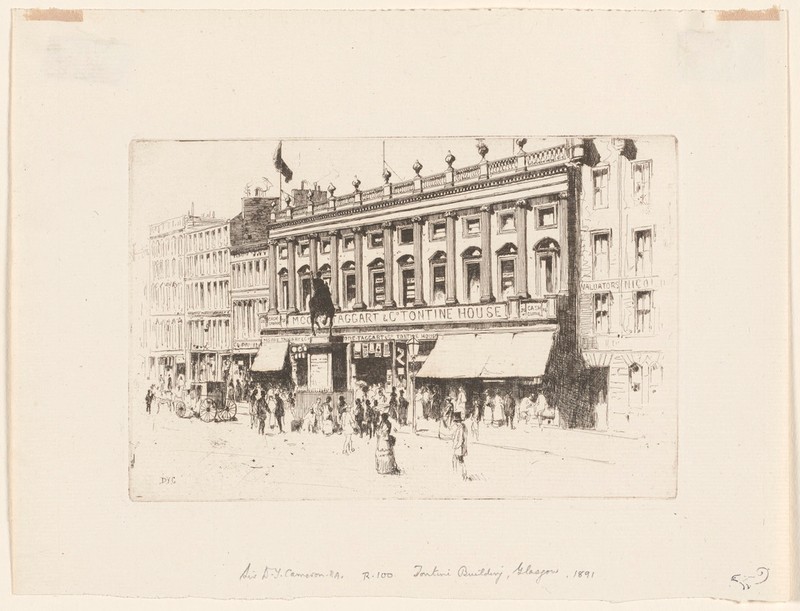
<box><xmin>175</xmin><ymin>401</ymin><xmax>187</xmax><ymax>418</ymax></box>
<box><xmin>199</xmin><ymin>399</ymin><xmax>216</xmax><ymax>423</ymax></box>
<box><xmin>217</xmin><ymin>399</ymin><xmax>237</xmax><ymax>422</ymax></box>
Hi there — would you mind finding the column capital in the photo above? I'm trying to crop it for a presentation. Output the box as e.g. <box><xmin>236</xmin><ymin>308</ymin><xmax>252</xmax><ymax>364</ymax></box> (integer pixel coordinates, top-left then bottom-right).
<box><xmin>381</xmin><ymin>221</ymin><xmax>394</xmax><ymax>230</ymax></box>
<box><xmin>480</xmin><ymin>204</ymin><xmax>494</xmax><ymax>214</ymax></box>
<box><xmin>515</xmin><ymin>198</ymin><xmax>530</xmax><ymax>209</ymax></box>
<box><xmin>285</xmin><ymin>236</ymin><xmax>297</xmax><ymax>244</ymax></box>
<box><xmin>352</xmin><ymin>226</ymin><xmax>365</xmax><ymax>235</ymax></box>
<box><xmin>557</xmin><ymin>191</ymin><xmax>569</xmax><ymax>200</ymax></box>
<box><xmin>444</xmin><ymin>210</ymin><xmax>458</xmax><ymax>219</ymax></box>
<box><xmin>308</xmin><ymin>232</ymin><xmax>320</xmax><ymax>241</ymax></box>
<box><xmin>267</xmin><ymin>239</ymin><xmax>279</xmax><ymax>247</ymax></box>
<box><xmin>327</xmin><ymin>229</ymin><xmax>341</xmax><ymax>238</ymax></box>
<box><xmin>411</xmin><ymin>215</ymin><xmax>424</xmax><ymax>224</ymax></box>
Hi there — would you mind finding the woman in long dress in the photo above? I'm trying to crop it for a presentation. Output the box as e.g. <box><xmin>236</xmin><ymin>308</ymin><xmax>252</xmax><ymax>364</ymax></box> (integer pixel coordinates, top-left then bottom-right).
<box><xmin>375</xmin><ymin>412</ymin><xmax>400</xmax><ymax>474</ymax></box>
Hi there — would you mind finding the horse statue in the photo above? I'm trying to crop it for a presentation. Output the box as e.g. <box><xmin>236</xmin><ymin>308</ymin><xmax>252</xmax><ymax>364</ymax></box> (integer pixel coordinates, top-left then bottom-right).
<box><xmin>309</xmin><ymin>272</ymin><xmax>335</xmax><ymax>336</ymax></box>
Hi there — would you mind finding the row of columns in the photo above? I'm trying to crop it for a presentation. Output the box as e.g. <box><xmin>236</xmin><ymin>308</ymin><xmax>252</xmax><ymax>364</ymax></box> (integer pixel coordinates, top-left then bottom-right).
<box><xmin>266</xmin><ymin>200</ymin><xmax>534</xmax><ymax>315</ymax></box>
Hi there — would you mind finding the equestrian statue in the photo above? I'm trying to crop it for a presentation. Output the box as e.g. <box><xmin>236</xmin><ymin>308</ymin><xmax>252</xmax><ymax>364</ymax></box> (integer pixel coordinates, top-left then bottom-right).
<box><xmin>309</xmin><ymin>271</ymin><xmax>335</xmax><ymax>336</ymax></box>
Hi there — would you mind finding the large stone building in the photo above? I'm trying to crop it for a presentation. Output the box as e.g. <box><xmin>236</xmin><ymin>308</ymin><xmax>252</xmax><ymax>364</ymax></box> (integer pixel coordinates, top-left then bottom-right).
<box><xmin>251</xmin><ymin>140</ymin><xmax>584</xmax><ymax>420</ymax></box>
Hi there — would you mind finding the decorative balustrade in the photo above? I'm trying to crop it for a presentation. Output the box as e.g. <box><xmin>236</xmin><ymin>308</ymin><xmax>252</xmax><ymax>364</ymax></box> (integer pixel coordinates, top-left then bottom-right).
<box><xmin>455</xmin><ymin>164</ymin><xmax>481</xmax><ymax>182</ymax></box>
<box><xmin>361</xmin><ymin>186</ymin><xmax>384</xmax><ymax>202</ymax></box>
<box><xmin>421</xmin><ymin>172</ymin><xmax>447</xmax><ymax>190</ymax></box>
<box><xmin>266</xmin><ymin>141</ymin><xmax>574</xmax><ymax>224</ymax></box>
<box><xmin>526</xmin><ymin>144</ymin><xmax>568</xmax><ymax>166</ymax></box>
<box><xmin>392</xmin><ymin>180</ymin><xmax>414</xmax><ymax>195</ymax></box>
<box><xmin>337</xmin><ymin>193</ymin><xmax>357</xmax><ymax>207</ymax></box>
<box><xmin>488</xmin><ymin>155</ymin><xmax>517</xmax><ymax>175</ymax></box>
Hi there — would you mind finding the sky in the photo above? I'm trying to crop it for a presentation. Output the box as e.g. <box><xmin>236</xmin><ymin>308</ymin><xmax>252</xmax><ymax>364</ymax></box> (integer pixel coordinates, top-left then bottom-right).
<box><xmin>129</xmin><ymin>136</ymin><xmax>565</xmax><ymax>248</ymax></box>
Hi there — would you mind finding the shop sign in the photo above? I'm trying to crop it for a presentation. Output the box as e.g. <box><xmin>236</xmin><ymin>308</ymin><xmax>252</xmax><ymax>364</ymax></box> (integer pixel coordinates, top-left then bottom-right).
<box><xmin>580</xmin><ymin>276</ymin><xmax>660</xmax><ymax>293</ymax></box>
<box><xmin>271</xmin><ymin>303</ymin><xmax>510</xmax><ymax>330</ymax></box>
<box><xmin>345</xmin><ymin>332</ymin><xmax>438</xmax><ymax>342</ymax></box>
<box><xmin>580</xmin><ymin>279</ymin><xmax>621</xmax><ymax>292</ymax></box>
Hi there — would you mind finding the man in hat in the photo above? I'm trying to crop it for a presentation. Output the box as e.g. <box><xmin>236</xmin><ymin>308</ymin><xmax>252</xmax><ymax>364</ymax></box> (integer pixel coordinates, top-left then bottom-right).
<box><xmin>452</xmin><ymin>412</ymin><xmax>468</xmax><ymax>481</ymax></box>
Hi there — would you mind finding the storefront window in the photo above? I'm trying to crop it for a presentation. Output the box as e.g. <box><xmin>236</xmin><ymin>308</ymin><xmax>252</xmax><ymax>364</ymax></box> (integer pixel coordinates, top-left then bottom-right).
<box><xmin>594</xmin><ymin>292</ymin><xmax>610</xmax><ymax>333</ymax></box>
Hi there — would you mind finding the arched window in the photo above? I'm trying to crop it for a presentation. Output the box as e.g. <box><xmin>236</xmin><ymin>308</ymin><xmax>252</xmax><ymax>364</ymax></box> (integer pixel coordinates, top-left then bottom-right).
<box><xmin>429</xmin><ymin>251</ymin><xmax>447</xmax><ymax>306</ymax></box>
<box><xmin>396</xmin><ymin>254</ymin><xmax>415</xmax><ymax>307</ymax></box>
<box><xmin>297</xmin><ymin>264</ymin><xmax>312</xmax><ymax>311</ymax></box>
<box><xmin>461</xmin><ymin>247</ymin><xmax>482</xmax><ymax>304</ymax></box>
<box><xmin>341</xmin><ymin>261</ymin><xmax>356</xmax><ymax>309</ymax></box>
<box><xmin>496</xmin><ymin>243</ymin><xmax>518</xmax><ymax>300</ymax></box>
<box><xmin>318</xmin><ymin>263</ymin><xmax>332</xmax><ymax>286</ymax></box>
<box><xmin>278</xmin><ymin>268</ymin><xmax>289</xmax><ymax>311</ymax></box>
<box><xmin>534</xmin><ymin>238</ymin><xmax>561</xmax><ymax>296</ymax></box>
<box><xmin>367</xmin><ymin>258</ymin><xmax>385</xmax><ymax>308</ymax></box>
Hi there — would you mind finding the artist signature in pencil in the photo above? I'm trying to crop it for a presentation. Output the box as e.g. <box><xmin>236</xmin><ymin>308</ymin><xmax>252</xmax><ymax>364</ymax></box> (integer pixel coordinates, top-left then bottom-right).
<box><xmin>731</xmin><ymin>567</ymin><xmax>769</xmax><ymax>590</ymax></box>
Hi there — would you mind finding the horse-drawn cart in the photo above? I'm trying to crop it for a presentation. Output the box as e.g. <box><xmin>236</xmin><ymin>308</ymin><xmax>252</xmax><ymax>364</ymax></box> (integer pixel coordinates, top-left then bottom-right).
<box><xmin>176</xmin><ymin>381</ymin><xmax>237</xmax><ymax>423</ymax></box>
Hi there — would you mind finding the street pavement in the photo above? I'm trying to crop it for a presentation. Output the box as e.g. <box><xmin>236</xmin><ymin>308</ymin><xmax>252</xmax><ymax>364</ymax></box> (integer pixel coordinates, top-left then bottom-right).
<box><xmin>129</xmin><ymin>397</ymin><xmax>675</xmax><ymax>501</ymax></box>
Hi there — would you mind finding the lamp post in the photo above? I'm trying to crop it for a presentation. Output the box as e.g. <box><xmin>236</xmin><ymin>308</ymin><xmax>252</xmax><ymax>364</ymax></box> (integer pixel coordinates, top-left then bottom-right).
<box><xmin>407</xmin><ymin>337</ymin><xmax>420</xmax><ymax>434</ymax></box>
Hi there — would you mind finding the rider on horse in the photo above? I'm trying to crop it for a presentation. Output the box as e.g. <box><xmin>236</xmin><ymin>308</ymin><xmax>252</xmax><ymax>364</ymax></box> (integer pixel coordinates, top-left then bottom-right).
<box><xmin>309</xmin><ymin>272</ymin><xmax>335</xmax><ymax>335</ymax></box>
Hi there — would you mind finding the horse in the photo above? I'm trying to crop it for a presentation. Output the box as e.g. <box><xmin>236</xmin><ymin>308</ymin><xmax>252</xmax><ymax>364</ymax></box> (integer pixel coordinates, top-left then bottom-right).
<box><xmin>309</xmin><ymin>277</ymin><xmax>335</xmax><ymax>336</ymax></box>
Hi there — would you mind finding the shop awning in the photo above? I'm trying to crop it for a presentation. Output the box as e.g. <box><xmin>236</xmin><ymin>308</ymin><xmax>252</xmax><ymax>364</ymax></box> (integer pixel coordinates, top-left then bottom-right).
<box><xmin>416</xmin><ymin>331</ymin><xmax>555</xmax><ymax>379</ymax></box>
<box><xmin>480</xmin><ymin>331</ymin><xmax>554</xmax><ymax>378</ymax></box>
<box><xmin>416</xmin><ymin>334</ymin><xmax>486</xmax><ymax>379</ymax></box>
<box><xmin>251</xmin><ymin>341</ymin><xmax>288</xmax><ymax>372</ymax></box>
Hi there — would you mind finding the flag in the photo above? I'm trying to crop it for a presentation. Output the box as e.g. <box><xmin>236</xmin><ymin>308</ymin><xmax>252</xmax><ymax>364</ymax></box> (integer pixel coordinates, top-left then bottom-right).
<box><xmin>273</xmin><ymin>142</ymin><xmax>293</xmax><ymax>183</ymax></box>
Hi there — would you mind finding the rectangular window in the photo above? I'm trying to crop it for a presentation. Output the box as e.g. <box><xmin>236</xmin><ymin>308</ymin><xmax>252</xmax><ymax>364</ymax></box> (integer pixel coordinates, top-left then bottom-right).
<box><xmin>498</xmin><ymin>211</ymin><xmax>515</xmax><ymax>233</ymax></box>
<box><xmin>500</xmin><ymin>258</ymin><xmax>516</xmax><ymax>298</ymax></box>
<box><xmin>430</xmin><ymin>221</ymin><xmax>446</xmax><ymax>241</ymax></box>
<box><xmin>280</xmin><ymin>278</ymin><xmax>289</xmax><ymax>311</ymax></box>
<box><xmin>344</xmin><ymin>272</ymin><xmax>357</xmax><ymax>306</ymax></box>
<box><xmin>594</xmin><ymin>292</ymin><xmax>610</xmax><ymax>333</ymax></box>
<box><xmin>537</xmin><ymin>206</ymin><xmax>557</xmax><ymax>228</ymax></box>
<box><xmin>398</xmin><ymin>227</ymin><xmax>414</xmax><ymax>244</ymax></box>
<box><xmin>592</xmin><ymin>232</ymin><xmax>610</xmax><ymax>279</ymax></box>
<box><xmin>279</xmin><ymin>246</ymin><xmax>287</xmax><ymax>259</ymax></box>
<box><xmin>320</xmin><ymin>239</ymin><xmax>331</xmax><ymax>254</ymax></box>
<box><xmin>635</xmin><ymin>291</ymin><xmax>653</xmax><ymax>333</ymax></box>
<box><xmin>298</xmin><ymin>242</ymin><xmax>310</xmax><ymax>257</ymax></box>
<box><xmin>633</xmin><ymin>160</ymin><xmax>652</xmax><ymax>205</ymax></box>
<box><xmin>634</xmin><ymin>229</ymin><xmax>653</xmax><ymax>276</ymax></box>
<box><xmin>371</xmin><ymin>271</ymin><xmax>385</xmax><ymax>307</ymax></box>
<box><xmin>593</xmin><ymin>166</ymin><xmax>609</xmax><ymax>209</ymax></box>
<box><xmin>401</xmin><ymin>268</ymin><xmax>415</xmax><ymax>306</ymax></box>
<box><xmin>465</xmin><ymin>262</ymin><xmax>481</xmax><ymax>303</ymax></box>
<box><xmin>431</xmin><ymin>264</ymin><xmax>446</xmax><ymax>305</ymax></box>
<box><xmin>464</xmin><ymin>217</ymin><xmax>481</xmax><ymax>236</ymax></box>
<box><xmin>369</xmin><ymin>232</ymin><xmax>383</xmax><ymax>249</ymax></box>
<box><xmin>343</xmin><ymin>236</ymin><xmax>355</xmax><ymax>251</ymax></box>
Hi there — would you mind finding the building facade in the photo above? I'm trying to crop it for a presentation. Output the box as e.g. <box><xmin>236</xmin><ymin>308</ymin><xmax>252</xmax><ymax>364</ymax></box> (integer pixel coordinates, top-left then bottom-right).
<box><xmin>253</xmin><ymin>140</ymin><xmax>586</xmax><ymax>418</ymax></box>
<box><xmin>148</xmin><ymin>216</ymin><xmax>188</xmax><ymax>386</ymax></box>
<box><xmin>185</xmin><ymin>218</ymin><xmax>232</xmax><ymax>383</ymax></box>
<box><xmin>576</xmin><ymin>137</ymin><xmax>678</xmax><ymax>432</ymax></box>
<box><xmin>230</xmin><ymin>247</ymin><xmax>270</xmax><ymax>368</ymax></box>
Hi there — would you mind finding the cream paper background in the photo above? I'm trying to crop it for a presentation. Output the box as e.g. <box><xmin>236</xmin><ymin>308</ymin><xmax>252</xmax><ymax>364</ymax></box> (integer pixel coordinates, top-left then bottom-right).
<box><xmin>5</xmin><ymin>3</ymin><xmax>795</xmax><ymax>606</ymax></box>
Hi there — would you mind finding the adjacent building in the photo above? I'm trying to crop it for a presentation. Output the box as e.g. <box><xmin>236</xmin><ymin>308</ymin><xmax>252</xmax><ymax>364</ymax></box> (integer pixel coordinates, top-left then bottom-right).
<box><xmin>148</xmin><ymin>216</ymin><xmax>189</xmax><ymax>386</ymax></box>
<box><xmin>576</xmin><ymin>137</ymin><xmax>677</xmax><ymax>432</ymax></box>
<box><xmin>185</xmin><ymin>217</ymin><xmax>232</xmax><ymax>383</ymax></box>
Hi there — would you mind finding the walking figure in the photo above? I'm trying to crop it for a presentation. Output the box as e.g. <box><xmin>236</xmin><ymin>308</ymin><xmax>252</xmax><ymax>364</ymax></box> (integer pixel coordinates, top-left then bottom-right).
<box><xmin>452</xmin><ymin>412</ymin><xmax>468</xmax><ymax>480</ymax></box>
<box><xmin>145</xmin><ymin>385</ymin><xmax>155</xmax><ymax>414</ymax></box>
